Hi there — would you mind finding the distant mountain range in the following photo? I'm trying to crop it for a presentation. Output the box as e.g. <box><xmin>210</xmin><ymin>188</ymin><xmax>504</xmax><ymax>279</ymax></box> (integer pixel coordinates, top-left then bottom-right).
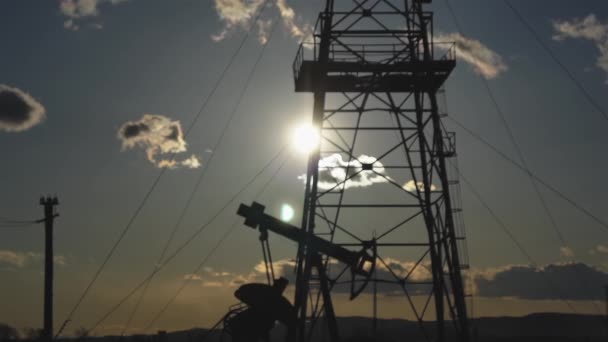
<box><xmin>78</xmin><ymin>313</ymin><xmax>607</xmax><ymax>342</ymax></box>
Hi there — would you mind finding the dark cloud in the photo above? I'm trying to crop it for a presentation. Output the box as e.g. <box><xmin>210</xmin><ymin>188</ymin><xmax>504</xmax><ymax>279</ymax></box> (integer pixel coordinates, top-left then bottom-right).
<box><xmin>121</xmin><ymin>122</ymin><xmax>149</xmax><ymax>139</ymax></box>
<box><xmin>165</xmin><ymin>124</ymin><xmax>181</xmax><ymax>142</ymax></box>
<box><xmin>205</xmin><ymin>259</ymin><xmax>607</xmax><ymax>302</ymax></box>
<box><xmin>117</xmin><ymin>114</ymin><xmax>201</xmax><ymax>169</ymax></box>
<box><xmin>192</xmin><ymin>257</ymin><xmax>607</xmax><ymax>302</ymax></box>
<box><xmin>0</xmin><ymin>85</ymin><xmax>46</xmax><ymax>132</ymax></box>
<box><xmin>474</xmin><ymin>263</ymin><xmax>608</xmax><ymax>301</ymax></box>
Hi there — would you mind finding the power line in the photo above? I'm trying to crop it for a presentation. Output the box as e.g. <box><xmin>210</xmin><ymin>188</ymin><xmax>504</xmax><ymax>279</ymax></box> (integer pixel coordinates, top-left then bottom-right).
<box><xmin>120</xmin><ymin>11</ymin><xmax>278</xmax><ymax>335</ymax></box>
<box><xmin>60</xmin><ymin>0</ymin><xmax>274</xmax><ymax>329</ymax></box>
<box><xmin>85</xmin><ymin>145</ymin><xmax>287</xmax><ymax>335</ymax></box>
<box><xmin>448</xmin><ymin>115</ymin><xmax>608</xmax><ymax>233</ymax></box>
<box><xmin>450</xmin><ymin>116</ymin><xmax>604</xmax><ymax>315</ymax></box>
<box><xmin>444</xmin><ymin>0</ymin><xmax>568</xmax><ymax>254</ymax></box>
<box><xmin>0</xmin><ymin>223</ymin><xmax>37</xmax><ymax>228</ymax></box>
<box><xmin>143</xmin><ymin>153</ymin><xmax>290</xmax><ymax>333</ymax></box>
<box><xmin>503</xmin><ymin>0</ymin><xmax>608</xmax><ymax>123</ymax></box>
<box><xmin>444</xmin><ymin>0</ymin><xmax>603</xmax><ymax>315</ymax></box>
<box><xmin>450</xmin><ymin>161</ymin><xmax>579</xmax><ymax>314</ymax></box>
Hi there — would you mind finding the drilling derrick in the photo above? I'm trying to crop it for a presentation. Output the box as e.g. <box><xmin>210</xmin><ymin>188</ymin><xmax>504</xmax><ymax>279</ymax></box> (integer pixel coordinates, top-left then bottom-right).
<box><xmin>292</xmin><ymin>1</ymin><xmax>470</xmax><ymax>341</ymax></box>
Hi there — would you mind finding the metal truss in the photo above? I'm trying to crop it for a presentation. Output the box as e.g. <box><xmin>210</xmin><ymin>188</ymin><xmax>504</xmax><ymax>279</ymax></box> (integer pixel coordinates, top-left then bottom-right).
<box><xmin>292</xmin><ymin>1</ymin><xmax>470</xmax><ymax>342</ymax></box>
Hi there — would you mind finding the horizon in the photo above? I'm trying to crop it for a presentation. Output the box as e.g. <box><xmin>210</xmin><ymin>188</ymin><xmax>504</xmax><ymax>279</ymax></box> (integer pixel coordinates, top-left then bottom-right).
<box><xmin>1</xmin><ymin>0</ymin><xmax>608</xmax><ymax>339</ymax></box>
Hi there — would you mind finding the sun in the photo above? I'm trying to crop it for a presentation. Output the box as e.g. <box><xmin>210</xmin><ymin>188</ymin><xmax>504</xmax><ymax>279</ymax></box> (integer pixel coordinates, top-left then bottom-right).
<box><xmin>292</xmin><ymin>123</ymin><xmax>320</xmax><ymax>154</ymax></box>
<box><xmin>280</xmin><ymin>203</ymin><xmax>295</xmax><ymax>222</ymax></box>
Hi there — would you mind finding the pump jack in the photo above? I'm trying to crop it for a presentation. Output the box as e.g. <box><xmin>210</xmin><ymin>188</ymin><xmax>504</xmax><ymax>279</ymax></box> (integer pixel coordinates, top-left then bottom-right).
<box><xmin>218</xmin><ymin>202</ymin><xmax>376</xmax><ymax>342</ymax></box>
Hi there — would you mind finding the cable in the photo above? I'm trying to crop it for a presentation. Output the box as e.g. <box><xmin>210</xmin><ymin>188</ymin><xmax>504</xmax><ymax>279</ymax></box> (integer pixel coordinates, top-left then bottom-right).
<box><xmin>60</xmin><ymin>0</ymin><xmax>274</xmax><ymax>330</ymax></box>
<box><xmin>503</xmin><ymin>0</ymin><xmax>608</xmax><ymax>123</ymax></box>
<box><xmin>448</xmin><ymin>115</ymin><xmax>608</xmax><ymax>233</ymax></box>
<box><xmin>449</xmin><ymin>117</ymin><xmax>605</xmax><ymax>315</ymax></box>
<box><xmin>444</xmin><ymin>0</ymin><xmax>570</xmax><ymax>254</ymax></box>
<box><xmin>0</xmin><ymin>218</ymin><xmax>38</xmax><ymax>228</ymax></box>
<box><xmin>0</xmin><ymin>223</ymin><xmax>37</xmax><ymax>228</ymax></box>
<box><xmin>450</xmin><ymin>161</ymin><xmax>579</xmax><ymax>314</ymax></box>
<box><xmin>85</xmin><ymin>145</ymin><xmax>287</xmax><ymax>335</ymax></box>
<box><xmin>444</xmin><ymin>0</ymin><xmax>603</xmax><ymax>315</ymax></box>
<box><xmin>0</xmin><ymin>217</ymin><xmax>38</xmax><ymax>224</ymax></box>
<box><xmin>119</xmin><ymin>6</ymin><xmax>277</xmax><ymax>335</ymax></box>
<box><xmin>143</xmin><ymin>153</ymin><xmax>290</xmax><ymax>333</ymax></box>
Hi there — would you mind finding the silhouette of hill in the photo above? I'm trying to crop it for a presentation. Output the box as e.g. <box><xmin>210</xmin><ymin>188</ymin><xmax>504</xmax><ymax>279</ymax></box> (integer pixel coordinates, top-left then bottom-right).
<box><xmin>51</xmin><ymin>313</ymin><xmax>606</xmax><ymax>342</ymax></box>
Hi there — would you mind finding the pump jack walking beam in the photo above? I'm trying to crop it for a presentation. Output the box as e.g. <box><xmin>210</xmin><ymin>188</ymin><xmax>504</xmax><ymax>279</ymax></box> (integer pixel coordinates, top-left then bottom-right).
<box><xmin>237</xmin><ymin>202</ymin><xmax>377</xmax><ymax>342</ymax></box>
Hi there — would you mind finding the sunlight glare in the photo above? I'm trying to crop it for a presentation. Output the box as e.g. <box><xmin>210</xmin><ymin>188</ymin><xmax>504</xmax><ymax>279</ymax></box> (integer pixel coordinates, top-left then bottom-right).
<box><xmin>280</xmin><ymin>203</ymin><xmax>295</xmax><ymax>222</ymax></box>
<box><xmin>292</xmin><ymin>123</ymin><xmax>320</xmax><ymax>154</ymax></box>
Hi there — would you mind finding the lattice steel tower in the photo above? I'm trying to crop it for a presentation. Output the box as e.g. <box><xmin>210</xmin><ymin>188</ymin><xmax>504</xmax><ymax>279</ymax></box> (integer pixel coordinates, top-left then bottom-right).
<box><xmin>292</xmin><ymin>1</ymin><xmax>469</xmax><ymax>341</ymax></box>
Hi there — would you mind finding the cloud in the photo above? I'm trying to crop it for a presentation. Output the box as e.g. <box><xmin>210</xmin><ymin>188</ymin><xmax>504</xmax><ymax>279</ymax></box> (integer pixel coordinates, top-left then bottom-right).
<box><xmin>435</xmin><ymin>32</ymin><xmax>508</xmax><ymax>79</ymax></box>
<box><xmin>0</xmin><ymin>250</ymin><xmax>68</xmax><ymax>268</ymax></box>
<box><xmin>298</xmin><ymin>154</ymin><xmax>390</xmax><ymax>190</ymax></box>
<box><xmin>186</xmin><ymin>258</ymin><xmax>608</xmax><ymax>303</ymax></box>
<box><xmin>250</xmin><ymin>258</ymin><xmax>432</xmax><ymax>296</ymax></box>
<box><xmin>59</xmin><ymin>0</ymin><xmax>129</xmax><ymax>30</ymax></box>
<box><xmin>552</xmin><ymin>14</ymin><xmax>608</xmax><ymax>80</ymax></box>
<box><xmin>274</xmin><ymin>0</ymin><xmax>311</xmax><ymax>40</ymax></box>
<box><xmin>553</xmin><ymin>14</ymin><xmax>607</xmax><ymax>42</ymax></box>
<box><xmin>473</xmin><ymin>262</ymin><xmax>608</xmax><ymax>301</ymax></box>
<box><xmin>559</xmin><ymin>246</ymin><xmax>575</xmax><ymax>257</ymax></box>
<box><xmin>117</xmin><ymin>114</ymin><xmax>201</xmax><ymax>169</ymax></box>
<box><xmin>257</xmin><ymin>18</ymin><xmax>273</xmax><ymax>44</ymax></box>
<box><xmin>212</xmin><ymin>0</ymin><xmax>312</xmax><ymax>43</ymax></box>
<box><xmin>594</xmin><ymin>244</ymin><xmax>608</xmax><ymax>254</ymax></box>
<box><xmin>182</xmin><ymin>267</ymin><xmax>254</xmax><ymax>288</ymax></box>
<box><xmin>183</xmin><ymin>273</ymin><xmax>203</xmax><ymax>281</ymax></box>
<box><xmin>0</xmin><ymin>85</ymin><xmax>46</xmax><ymax>133</ymax></box>
<box><xmin>403</xmin><ymin>180</ymin><xmax>438</xmax><ymax>193</ymax></box>
<box><xmin>53</xmin><ymin>255</ymin><xmax>68</xmax><ymax>266</ymax></box>
<box><xmin>0</xmin><ymin>251</ymin><xmax>28</xmax><ymax>268</ymax></box>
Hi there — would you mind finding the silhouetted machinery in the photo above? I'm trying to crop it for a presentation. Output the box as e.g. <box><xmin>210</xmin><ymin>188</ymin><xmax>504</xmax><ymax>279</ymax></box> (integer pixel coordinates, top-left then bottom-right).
<box><xmin>220</xmin><ymin>0</ymin><xmax>471</xmax><ymax>340</ymax></box>
<box><xmin>222</xmin><ymin>277</ymin><xmax>294</xmax><ymax>342</ymax></box>
<box><xmin>218</xmin><ymin>202</ymin><xmax>376</xmax><ymax>341</ymax></box>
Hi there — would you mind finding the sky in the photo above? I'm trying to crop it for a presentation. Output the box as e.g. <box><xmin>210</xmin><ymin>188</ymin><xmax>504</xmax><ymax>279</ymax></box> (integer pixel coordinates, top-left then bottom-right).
<box><xmin>1</xmin><ymin>0</ymin><xmax>608</xmax><ymax>337</ymax></box>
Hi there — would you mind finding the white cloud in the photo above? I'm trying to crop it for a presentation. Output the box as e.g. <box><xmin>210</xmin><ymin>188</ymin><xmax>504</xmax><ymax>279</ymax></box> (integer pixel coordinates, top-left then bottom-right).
<box><xmin>559</xmin><ymin>246</ymin><xmax>575</xmax><ymax>257</ymax></box>
<box><xmin>181</xmin><ymin>155</ymin><xmax>202</xmax><ymax>169</ymax></box>
<box><xmin>63</xmin><ymin>19</ymin><xmax>79</xmax><ymax>31</ymax></box>
<box><xmin>179</xmin><ymin>259</ymin><xmax>608</xmax><ymax>302</ymax></box>
<box><xmin>274</xmin><ymin>0</ymin><xmax>311</xmax><ymax>40</ymax></box>
<box><xmin>0</xmin><ymin>250</ymin><xmax>27</xmax><ymax>268</ymax></box>
<box><xmin>553</xmin><ymin>14</ymin><xmax>607</xmax><ymax>42</ymax></box>
<box><xmin>435</xmin><ymin>32</ymin><xmax>508</xmax><ymax>79</ymax></box>
<box><xmin>59</xmin><ymin>0</ymin><xmax>129</xmax><ymax>30</ymax></box>
<box><xmin>183</xmin><ymin>273</ymin><xmax>203</xmax><ymax>281</ymax></box>
<box><xmin>378</xmin><ymin>257</ymin><xmax>432</xmax><ymax>282</ymax></box>
<box><xmin>297</xmin><ymin>154</ymin><xmax>390</xmax><ymax>190</ymax></box>
<box><xmin>403</xmin><ymin>180</ymin><xmax>438</xmax><ymax>193</ymax></box>
<box><xmin>212</xmin><ymin>0</ymin><xmax>311</xmax><ymax>43</ymax></box>
<box><xmin>213</xmin><ymin>0</ymin><xmax>265</xmax><ymax>26</ymax></box>
<box><xmin>553</xmin><ymin>14</ymin><xmax>608</xmax><ymax>80</ymax></box>
<box><xmin>257</xmin><ymin>18</ymin><xmax>273</xmax><ymax>45</ymax></box>
<box><xmin>595</xmin><ymin>244</ymin><xmax>608</xmax><ymax>254</ymax></box>
<box><xmin>0</xmin><ymin>250</ymin><xmax>68</xmax><ymax>268</ymax></box>
<box><xmin>0</xmin><ymin>84</ymin><xmax>46</xmax><ymax>133</ymax></box>
<box><xmin>53</xmin><ymin>255</ymin><xmax>68</xmax><ymax>266</ymax></box>
<box><xmin>117</xmin><ymin>114</ymin><xmax>202</xmax><ymax>169</ymax></box>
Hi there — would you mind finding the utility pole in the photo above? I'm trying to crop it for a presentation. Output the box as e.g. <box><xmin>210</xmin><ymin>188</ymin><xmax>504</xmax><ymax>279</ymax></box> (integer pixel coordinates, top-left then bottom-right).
<box><xmin>40</xmin><ymin>196</ymin><xmax>59</xmax><ymax>342</ymax></box>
